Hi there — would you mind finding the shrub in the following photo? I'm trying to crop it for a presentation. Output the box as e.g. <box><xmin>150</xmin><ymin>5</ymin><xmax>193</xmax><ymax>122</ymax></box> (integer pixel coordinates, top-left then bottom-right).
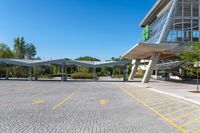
<box><xmin>135</xmin><ymin>69</ymin><xmax>145</xmax><ymax>78</ymax></box>
<box><xmin>71</xmin><ymin>72</ymin><xmax>94</xmax><ymax>79</ymax></box>
<box><xmin>112</xmin><ymin>75</ymin><xmax>124</xmax><ymax>78</ymax></box>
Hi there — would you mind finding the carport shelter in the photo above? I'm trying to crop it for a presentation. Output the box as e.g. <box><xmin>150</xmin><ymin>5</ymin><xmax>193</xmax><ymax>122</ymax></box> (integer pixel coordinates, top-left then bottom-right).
<box><xmin>0</xmin><ymin>58</ymin><xmax>131</xmax><ymax>81</ymax></box>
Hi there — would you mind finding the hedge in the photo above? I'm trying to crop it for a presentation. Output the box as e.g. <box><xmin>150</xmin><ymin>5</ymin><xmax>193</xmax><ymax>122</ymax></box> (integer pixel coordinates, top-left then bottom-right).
<box><xmin>71</xmin><ymin>72</ymin><xmax>94</xmax><ymax>79</ymax></box>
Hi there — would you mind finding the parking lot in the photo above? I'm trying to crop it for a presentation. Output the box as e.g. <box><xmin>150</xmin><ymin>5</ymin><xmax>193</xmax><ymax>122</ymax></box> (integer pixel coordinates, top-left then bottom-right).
<box><xmin>0</xmin><ymin>81</ymin><xmax>200</xmax><ymax>133</ymax></box>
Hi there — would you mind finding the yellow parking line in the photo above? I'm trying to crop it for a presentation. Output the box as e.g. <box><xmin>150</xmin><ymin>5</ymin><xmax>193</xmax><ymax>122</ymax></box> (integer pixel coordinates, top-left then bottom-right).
<box><xmin>120</xmin><ymin>87</ymin><xmax>188</xmax><ymax>133</ymax></box>
<box><xmin>32</xmin><ymin>99</ymin><xmax>45</xmax><ymax>105</ymax></box>
<box><xmin>52</xmin><ymin>88</ymin><xmax>80</xmax><ymax>110</ymax></box>
<box><xmin>193</xmin><ymin>128</ymin><xmax>200</xmax><ymax>133</ymax></box>
<box><xmin>149</xmin><ymin>99</ymin><xmax>178</xmax><ymax>107</ymax></box>
<box><xmin>145</xmin><ymin>97</ymin><xmax>173</xmax><ymax>104</ymax></box>
<box><xmin>152</xmin><ymin>101</ymin><xmax>183</xmax><ymax>111</ymax></box>
<box><xmin>180</xmin><ymin>117</ymin><xmax>200</xmax><ymax>127</ymax></box>
<box><xmin>123</xmin><ymin>89</ymin><xmax>174</xmax><ymax>105</ymax></box>
<box><xmin>158</xmin><ymin>103</ymin><xmax>189</xmax><ymax>113</ymax></box>
<box><xmin>164</xmin><ymin>105</ymin><xmax>197</xmax><ymax>117</ymax></box>
<box><xmin>0</xmin><ymin>87</ymin><xmax>60</xmax><ymax>107</ymax></box>
<box><xmin>172</xmin><ymin>109</ymin><xmax>200</xmax><ymax>121</ymax></box>
<box><xmin>0</xmin><ymin>88</ymin><xmax>28</xmax><ymax>96</ymax></box>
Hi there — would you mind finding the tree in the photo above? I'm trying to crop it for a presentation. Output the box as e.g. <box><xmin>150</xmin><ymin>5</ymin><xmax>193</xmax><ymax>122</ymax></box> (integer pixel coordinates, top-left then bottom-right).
<box><xmin>0</xmin><ymin>43</ymin><xmax>14</xmax><ymax>77</ymax></box>
<box><xmin>111</xmin><ymin>56</ymin><xmax>123</xmax><ymax>61</ymax></box>
<box><xmin>75</xmin><ymin>56</ymin><xmax>100</xmax><ymax>73</ymax></box>
<box><xmin>13</xmin><ymin>37</ymin><xmax>26</xmax><ymax>59</ymax></box>
<box><xmin>25</xmin><ymin>43</ymin><xmax>36</xmax><ymax>60</ymax></box>
<box><xmin>0</xmin><ymin>43</ymin><xmax>14</xmax><ymax>58</ymax></box>
<box><xmin>75</xmin><ymin>56</ymin><xmax>100</xmax><ymax>61</ymax></box>
<box><xmin>180</xmin><ymin>42</ymin><xmax>200</xmax><ymax>92</ymax></box>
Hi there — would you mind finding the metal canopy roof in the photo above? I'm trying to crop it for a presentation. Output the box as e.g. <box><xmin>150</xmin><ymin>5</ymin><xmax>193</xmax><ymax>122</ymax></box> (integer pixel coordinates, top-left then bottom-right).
<box><xmin>0</xmin><ymin>58</ymin><xmax>131</xmax><ymax>68</ymax></box>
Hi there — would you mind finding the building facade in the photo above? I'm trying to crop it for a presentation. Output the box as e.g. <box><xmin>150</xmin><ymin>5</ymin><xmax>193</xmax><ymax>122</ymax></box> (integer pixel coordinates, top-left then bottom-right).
<box><xmin>123</xmin><ymin>0</ymin><xmax>200</xmax><ymax>83</ymax></box>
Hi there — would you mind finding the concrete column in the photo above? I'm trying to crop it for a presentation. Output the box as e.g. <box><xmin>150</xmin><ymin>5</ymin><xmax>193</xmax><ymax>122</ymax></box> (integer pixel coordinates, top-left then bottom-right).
<box><xmin>29</xmin><ymin>67</ymin><xmax>33</xmax><ymax>81</ymax></box>
<box><xmin>142</xmin><ymin>52</ymin><xmax>160</xmax><ymax>83</ymax></box>
<box><xmin>61</xmin><ymin>63</ymin><xmax>66</xmax><ymax>81</ymax></box>
<box><xmin>123</xmin><ymin>64</ymin><xmax>128</xmax><ymax>82</ymax></box>
<box><xmin>65</xmin><ymin>66</ymin><xmax>68</xmax><ymax>81</ymax></box>
<box><xmin>34</xmin><ymin>66</ymin><xmax>38</xmax><ymax>81</ymax></box>
<box><xmin>5</xmin><ymin>68</ymin><xmax>9</xmax><ymax>80</ymax></box>
<box><xmin>129</xmin><ymin>59</ymin><xmax>141</xmax><ymax>80</ymax></box>
<box><xmin>93</xmin><ymin>67</ymin><xmax>97</xmax><ymax>81</ymax></box>
<box><xmin>155</xmin><ymin>70</ymin><xmax>158</xmax><ymax>79</ymax></box>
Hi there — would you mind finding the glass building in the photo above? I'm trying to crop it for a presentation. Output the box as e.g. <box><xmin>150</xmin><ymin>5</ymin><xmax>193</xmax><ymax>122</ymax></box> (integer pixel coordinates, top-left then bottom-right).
<box><xmin>123</xmin><ymin>0</ymin><xmax>200</xmax><ymax>83</ymax></box>
<box><xmin>141</xmin><ymin>0</ymin><xmax>200</xmax><ymax>45</ymax></box>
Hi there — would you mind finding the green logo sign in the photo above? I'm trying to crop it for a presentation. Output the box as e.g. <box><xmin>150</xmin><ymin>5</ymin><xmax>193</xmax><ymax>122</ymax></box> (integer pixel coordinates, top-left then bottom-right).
<box><xmin>143</xmin><ymin>25</ymin><xmax>150</xmax><ymax>41</ymax></box>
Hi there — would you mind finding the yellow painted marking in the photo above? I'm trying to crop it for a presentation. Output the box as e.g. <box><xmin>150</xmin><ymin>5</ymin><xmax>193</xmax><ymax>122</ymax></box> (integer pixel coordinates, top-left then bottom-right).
<box><xmin>145</xmin><ymin>96</ymin><xmax>173</xmax><ymax>103</ymax></box>
<box><xmin>180</xmin><ymin>117</ymin><xmax>200</xmax><ymax>127</ymax></box>
<box><xmin>193</xmin><ymin>128</ymin><xmax>200</xmax><ymax>133</ymax></box>
<box><xmin>150</xmin><ymin>99</ymin><xmax>179</xmax><ymax>107</ymax></box>
<box><xmin>172</xmin><ymin>109</ymin><xmax>200</xmax><ymax>121</ymax></box>
<box><xmin>52</xmin><ymin>88</ymin><xmax>80</xmax><ymax>110</ymax></box>
<box><xmin>164</xmin><ymin>105</ymin><xmax>197</xmax><ymax>117</ymax></box>
<box><xmin>32</xmin><ymin>99</ymin><xmax>45</xmax><ymax>105</ymax></box>
<box><xmin>0</xmin><ymin>88</ymin><xmax>28</xmax><ymax>96</ymax></box>
<box><xmin>119</xmin><ymin>87</ymin><xmax>188</xmax><ymax>133</ymax></box>
<box><xmin>155</xmin><ymin>101</ymin><xmax>183</xmax><ymax>111</ymax></box>
<box><xmin>98</xmin><ymin>99</ymin><xmax>107</xmax><ymax>105</ymax></box>
<box><xmin>151</xmin><ymin>100</ymin><xmax>180</xmax><ymax>108</ymax></box>
<box><xmin>0</xmin><ymin>87</ymin><xmax>60</xmax><ymax>107</ymax></box>
<box><xmin>158</xmin><ymin>103</ymin><xmax>189</xmax><ymax>113</ymax></box>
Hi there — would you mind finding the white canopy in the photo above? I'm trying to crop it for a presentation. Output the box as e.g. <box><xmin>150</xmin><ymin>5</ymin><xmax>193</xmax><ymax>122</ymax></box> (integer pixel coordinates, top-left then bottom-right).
<box><xmin>0</xmin><ymin>58</ymin><xmax>131</xmax><ymax>68</ymax></box>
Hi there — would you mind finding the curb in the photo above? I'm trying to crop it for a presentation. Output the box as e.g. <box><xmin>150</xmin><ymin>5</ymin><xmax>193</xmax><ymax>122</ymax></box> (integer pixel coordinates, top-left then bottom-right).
<box><xmin>127</xmin><ymin>83</ymin><xmax>200</xmax><ymax>106</ymax></box>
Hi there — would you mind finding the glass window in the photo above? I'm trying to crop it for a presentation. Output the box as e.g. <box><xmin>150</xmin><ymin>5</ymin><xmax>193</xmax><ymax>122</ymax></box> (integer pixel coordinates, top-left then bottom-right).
<box><xmin>192</xmin><ymin>4</ymin><xmax>199</xmax><ymax>17</ymax></box>
<box><xmin>175</xmin><ymin>3</ymin><xmax>183</xmax><ymax>16</ymax></box>
<box><xmin>184</xmin><ymin>3</ymin><xmax>191</xmax><ymax>16</ymax></box>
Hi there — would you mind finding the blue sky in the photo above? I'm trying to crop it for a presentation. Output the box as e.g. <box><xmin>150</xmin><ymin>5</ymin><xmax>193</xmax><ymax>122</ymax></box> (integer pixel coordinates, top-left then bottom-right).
<box><xmin>0</xmin><ymin>0</ymin><xmax>155</xmax><ymax>60</ymax></box>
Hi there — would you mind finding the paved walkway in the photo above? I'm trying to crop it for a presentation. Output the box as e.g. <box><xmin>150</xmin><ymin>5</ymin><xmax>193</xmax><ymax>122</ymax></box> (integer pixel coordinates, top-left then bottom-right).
<box><xmin>132</xmin><ymin>80</ymin><xmax>200</xmax><ymax>104</ymax></box>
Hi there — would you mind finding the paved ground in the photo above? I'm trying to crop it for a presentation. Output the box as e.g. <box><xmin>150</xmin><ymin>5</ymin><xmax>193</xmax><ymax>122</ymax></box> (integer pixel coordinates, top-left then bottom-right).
<box><xmin>0</xmin><ymin>81</ymin><xmax>200</xmax><ymax>133</ymax></box>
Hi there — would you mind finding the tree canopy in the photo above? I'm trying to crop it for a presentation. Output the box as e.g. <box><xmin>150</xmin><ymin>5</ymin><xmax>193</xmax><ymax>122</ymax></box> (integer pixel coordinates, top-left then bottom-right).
<box><xmin>13</xmin><ymin>37</ymin><xmax>26</xmax><ymax>59</ymax></box>
<box><xmin>0</xmin><ymin>43</ymin><xmax>14</xmax><ymax>58</ymax></box>
<box><xmin>75</xmin><ymin>56</ymin><xmax>100</xmax><ymax>61</ymax></box>
<box><xmin>180</xmin><ymin>42</ymin><xmax>200</xmax><ymax>76</ymax></box>
<box><xmin>180</xmin><ymin>42</ymin><xmax>200</xmax><ymax>92</ymax></box>
<box><xmin>25</xmin><ymin>43</ymin><xmax>37</xmax><ymax>60</ymax></box>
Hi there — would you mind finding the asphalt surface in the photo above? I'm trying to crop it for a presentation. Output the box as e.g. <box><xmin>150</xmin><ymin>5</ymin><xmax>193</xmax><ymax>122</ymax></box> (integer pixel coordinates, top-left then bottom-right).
<box><xmin>0</xmin><ymin>80</ymin><xmax>199</xmax><ymax>133</ymax></box>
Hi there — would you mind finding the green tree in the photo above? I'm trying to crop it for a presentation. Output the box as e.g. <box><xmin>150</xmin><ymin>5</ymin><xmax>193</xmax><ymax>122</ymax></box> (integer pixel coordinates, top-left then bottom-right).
<box><xmin>75</xmin><ymin>56</ymin><xmax>100</xmax><ymax>61</ymax></box>
<box><xmin>111</xmin><ymin>56</ymin><xmax>122</xmax><ymax>61</ymax></box>
<box><xmin>0</xmin><ymin>43</ymin><xmax>14</xmax><ymax>58</ymax></box>
<box><xmin>75</xmin><ymin>56</ymin><xmax>100</xmax><ymax>73</ymax></box>
<box><xmin>0</xmin><ymin>43</ymin><xmax>14</xmax><ymax>76</ymax></box>
<box><xmin>25</xmin><ymin>43</ymin><xmax>36</xmax><ymax>59</ymax></box>
<box><xmin>13</xmin><ymin>37</ymin><xmax>26</xmax><ymax>59</ymax></box>
<box><xmin>180</xmin><ymin>42</ymin><xmax>200</xmax><ymax>92</ymax></box>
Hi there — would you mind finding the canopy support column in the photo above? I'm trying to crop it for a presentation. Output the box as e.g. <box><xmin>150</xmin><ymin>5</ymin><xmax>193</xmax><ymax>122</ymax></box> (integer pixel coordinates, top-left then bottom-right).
<box><xmin>5</xmin><ymin>67</ymin><xmax>9</xmax><ymax>80</ymax></box>
<box><xmin>65</xmin><ymin>66</ymin><xmax>68</xmax><ymax>81</ymax></box>
<box><xmin>129</xmin><ymin>59</ymin><xmax>141</xmax><ymax>80</ymax></box>
<box><xmin>29</xmin><ymin>67</ymin><xmax>33</xmax><ymax>81</ymax></box>
<box><xmin>123</xmin><ymin>64</ymin><xmax>128</xmax><ymax>82</ymax></box>
<box><xmin>61</xmin><ymin>63</ymin><xmax>66</xmax><ymax>81</ymax></box>
<box><xmin>142</xmin><ymin>52</ymin><xmax>160</xmax><ymax>83</ymax></box>
<box><xmin>93</xmin><ymin>67</ymin><xmax>97</xmax><ymax>81</ymax></box>
<box><xmin>34</xmin><ymin>66</ymin><xmax>38</xmax><ymax>81</ymax></box>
